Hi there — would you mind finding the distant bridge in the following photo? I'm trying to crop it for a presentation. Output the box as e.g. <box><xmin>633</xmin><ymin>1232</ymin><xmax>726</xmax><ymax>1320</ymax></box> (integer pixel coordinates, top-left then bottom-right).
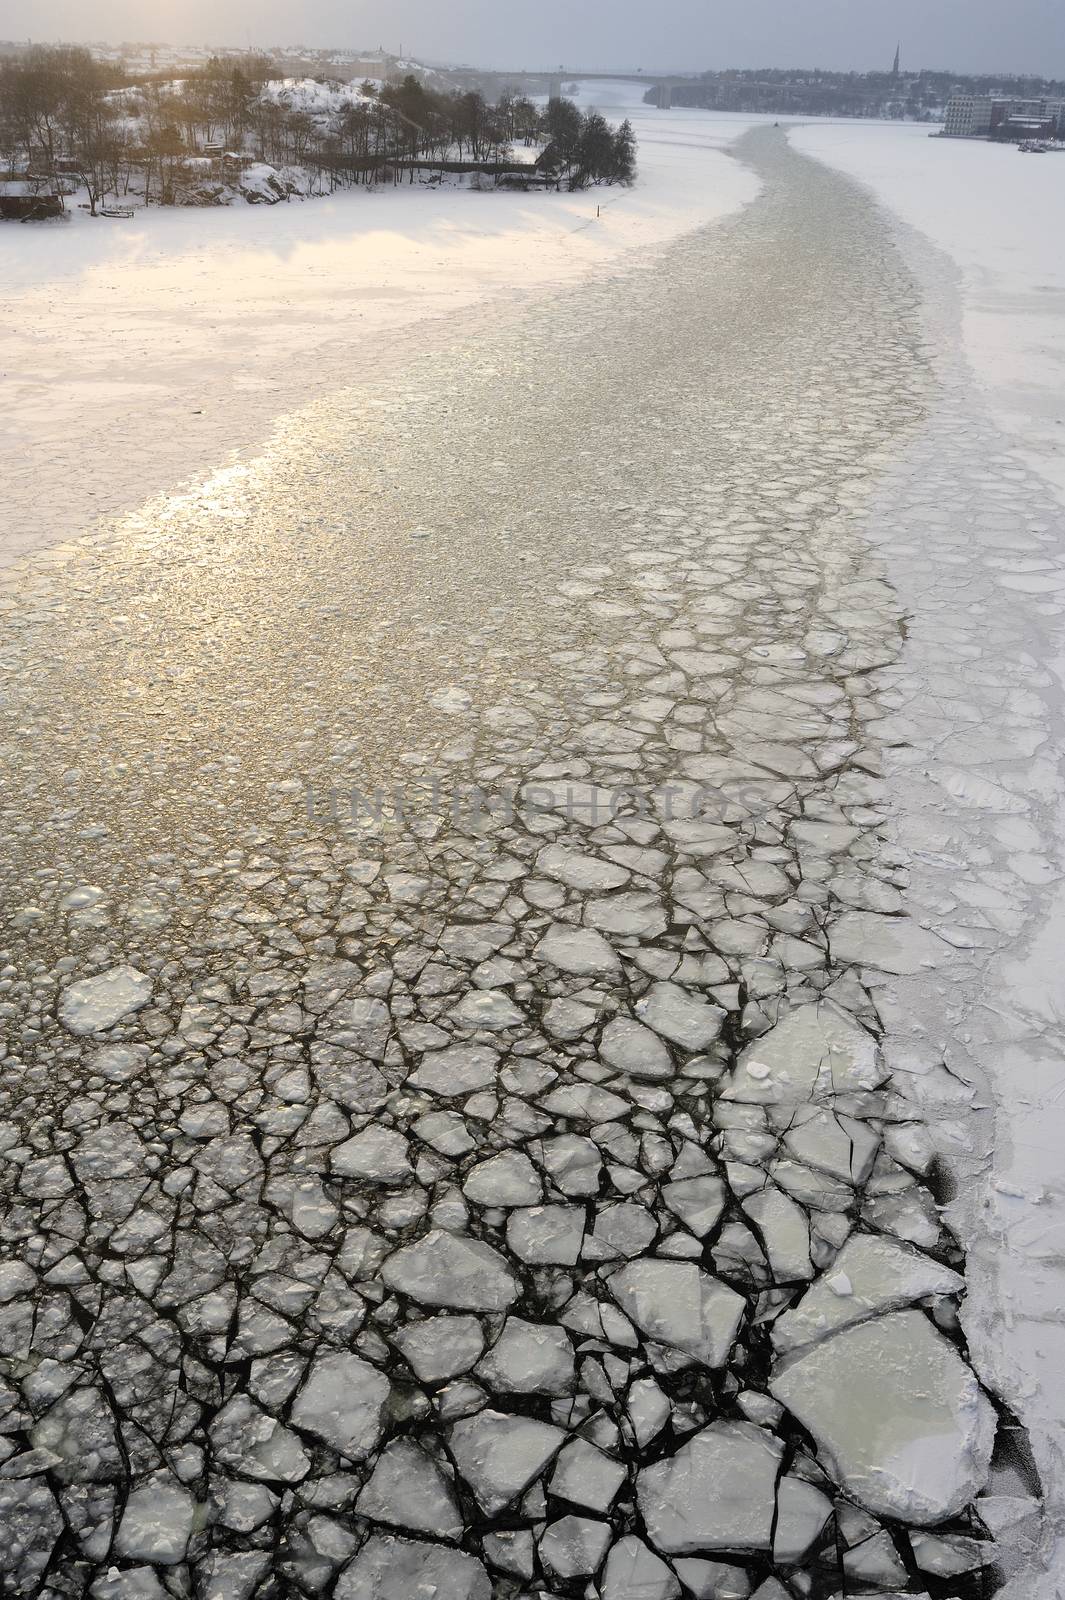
<box><xmin>538</xmin><ymin>71</ymin><xmax>696</xmax><ymax>109</ymax></box>
<box><xmin>466</xmin><ymin>69</ymin><xmax>699</xmax><ymax>110</ymax></box>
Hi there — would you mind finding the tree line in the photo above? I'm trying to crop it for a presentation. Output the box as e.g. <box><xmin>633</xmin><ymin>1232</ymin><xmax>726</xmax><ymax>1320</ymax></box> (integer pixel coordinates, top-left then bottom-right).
<box><xmin>0</xmin><ymin>46</ymin><xmax>636</xmax><ymax>212</ymax></box>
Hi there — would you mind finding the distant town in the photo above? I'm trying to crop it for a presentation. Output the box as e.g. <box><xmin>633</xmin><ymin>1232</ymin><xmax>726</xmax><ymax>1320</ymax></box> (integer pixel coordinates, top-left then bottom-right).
<box><xmin>647</xmin><ymin>55</ymin><xmax>1065</xmax><ymax>135</ymax></box>
<box><xmin>663</xmin><ymin>61</ymin><xmax>1065</xmax><ymax>147</ymax></box>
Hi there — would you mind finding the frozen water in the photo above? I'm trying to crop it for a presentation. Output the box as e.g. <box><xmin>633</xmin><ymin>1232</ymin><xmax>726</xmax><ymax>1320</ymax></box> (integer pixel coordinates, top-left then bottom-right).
<box><xmin>538</xmin><ymin>842</ymin><xmax>631</xmax><ymax>891</ymax></box>
<box><xmin>672</xmin><ymin>1558</ymin><xmax>755</xmax><ymax>1599</ymax></box>
<box><xmin>774</xmin><ymin>1475</ymin><xmax>833</xmax><ymax>1563</ymax></box>
<box><xmin>771</xmin><ymin>1312</ymin><xmax>997</xmax><ymax>1523</ymax></box>
<box><xmin>585</xmin><ymin>890</ymin><xmax>669</xmax><ymax>938</ymax></box>
<box><xmin>540</xmin><ymin>1514</ymin><xmax>613</xmax><ymax>1579</ymax></box>
<box><xmin>355</xmin><ymin>1438</ymin><xmax>463</xmax><ymax>1540</ymax></box>
<box><xmin>661</xmin><ymin>1175</ymin><xmax>727</xmax><ymax>1237</ymax></box>
<box><xmin>535</xmin><ymin>923</ymin><xmax>622</xmax><ymax>978</ymax></box>
<box><xmin>58</xmin><ymin>966</ymin><xmax>152</xmax><ymax>1034</ymax></box>
<box><xmin>773</xmin><ymin>1234</ymin><xmax>965</xmax><ymax>1353</ymax></box>
<box><xmin>539</xmin><ymin>1082</ymin><xmax>630</xmax><ymax>1122</ymax></box>
<box><xmin>335</xmin><ymin>1534</ymin><xmax>491</xmax><ymax>1600</ymax></box>
<box><xmin>549</xmin><ymin>1437</ymin><xmax>627</xmax><ymax>1513</ymax></box>
<box><xmin>638</xmin><ymin>1420</ymin><xmax>783</xmax><ymax>1554</ymax></box>
<box><xmin>392</xmin><ymin>1314</ymin><xmax>485</xmax><ymax>1383</ymax></box>
<box><xmin>602</xmin><ymin>1535</ymin><xmax>682</xmax><ymax>1600</ymax></box>
<box><xmin>382</xmin><ymin>1230</ymin><xmax>520</xmax><ymax>1311</ymax></box>
<box><xmin>408</xmin><ymin>1044</ymin><xmax>500</xmax><ymax>1095</ymax></box>
<box><xmin>0</xmin><ymin>119</ymin><xmax>1047</xmax><ymax>1597</ymax></box>
<box><xmin>627</xmin><ymin>1377</ymin><xmax>672</xmax><ymax>1447</ymax></box>
<box><xmin>588</xmin><ymin>1200</ymin><xmax>659</xmax><ymax>1260</ymax></box>
<box><xmin>331</xmin><ymin>1126</ymin><xmax>412</xmax><ymax>1184</ymax></box>
<box><xmin>290</xmin><ymin>1353</ymin><xmax>390</xmax><ymax>1461</ymax></box>
<box><xmin>831</xmin><ymin>912</ymin><xmax>946</xmax><ymax>976</ymax></box>
<box><xmin>476</xmin><ymin>1316</ymin><xmax>576</xmax><ymax>1394</ymax></box>
<box><xmin>742</xmin><ymin>1187</ymin><xmax>814</xmax><ymax>1281</ymax></box>
<box><xmin>635</xmin><ymin>982</ymin><xmax>725</xmax><ymax>1050</ymax></box>
<box><xmin>462</xmin><ymin>1150</ymin><xmax>542</xmax><ymax>1207</ymax></box>
<box><xmin>209</xmin><ymin>1396</ymin><xmax>310</xmax><ymax>1483</ymax></box>
<box><xmin>723</xmin><ymin>1001</ymin><xmax>883</xmax><ymax>1104</ymax></box>
<box><xmin>599</xmin><ymin>1016</ymin><xmax>674</xmax><ymax>1081</ymax></box>
<box><xmin>115</xmin><ymin>1481</ymin><xmax>197</xmax><ymax>1564</ymax></box>
<box><xmin>507</xmin><ymin>1204</ymin><xmax>586</xmax><ymax>1265</ymax></box>
<box><xmin>448</xmin><ymin>1410</ymin><xmax>565</xmax><ymax>1514</ymax></box>
<box><xmin>448</xmin><ymin>989</ymin><xmax>525</xmax><ymax>1030</ymax></box>
<box><xmin>608</xmin><ymin>1260</ymin><xmax>745</xmax><ymax>1367</ymax></box>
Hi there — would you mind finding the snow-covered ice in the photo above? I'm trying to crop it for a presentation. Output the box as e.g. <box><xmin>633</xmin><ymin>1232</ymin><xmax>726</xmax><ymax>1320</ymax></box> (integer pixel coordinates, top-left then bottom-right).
<box><xmin>475</xmin><ymin>1315</ymin><xmax>576</xmax><ymax>1394</ymax></box>
<box><xmin>789</xmin><ymin>121</ymin><xmax>1065</xmax><ymax>513</ymax></box>
<box><xmin>58</xmin><ymin>965</ymin><xmax>152</xmax><ymax>1034</ymax></box>
<box><xmin>608</xmin><ymin>1260</ymin><xmax>745</xmax><ymax>1367</ymax></box>
<box><xmin>637</xmin><ymin>1420</ymin><xmax>783</xmax><ymax>1554</ymax></box>
<box><xmin>1</xmin><ymin>83</ymin><xmax>763</xmax><ymax>565</ymax></box>
<box><xmin>771</xmin><ymin>1312</ymin><xmax>997</xmax><ymax>1524</ymax></box>
<box><xmin>447</xmin><ymin>1410</ymin><xmax>565</xmax><ymax>1514</ymax></box>
<box><xmin>335</xmin><ymin>1534</ymin><xmax>490</xmax><ymax>1600</ymax></box>
<box><xmin>382</xmin><ymin>1228</ymin><xmax>520</xmax><ymax>1309</ymax></box>
<box><xmin>355</xmin><ymin>1438</ymin><xmax>463</xmax><ymax>1541</ymax></box>
<box><xmin>288</xmin><ymin>1352</ymin><xmax>390</xmax><ymax>1460</ymax></box>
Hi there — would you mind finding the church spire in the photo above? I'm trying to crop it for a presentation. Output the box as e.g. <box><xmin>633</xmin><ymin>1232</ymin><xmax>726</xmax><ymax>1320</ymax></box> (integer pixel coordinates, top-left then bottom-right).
<box><xmin>893</xmin><ymin>42</ymin><xmax>901</xmax><ymax>77</ymax></box>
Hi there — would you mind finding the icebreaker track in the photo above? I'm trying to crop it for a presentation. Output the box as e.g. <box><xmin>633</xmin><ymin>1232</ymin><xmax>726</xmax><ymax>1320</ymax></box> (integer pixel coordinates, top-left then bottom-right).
<box><xmin>0</xmin><ymin>129</ymin><xmax>1046</xmax><ymax>1596</ymax></box>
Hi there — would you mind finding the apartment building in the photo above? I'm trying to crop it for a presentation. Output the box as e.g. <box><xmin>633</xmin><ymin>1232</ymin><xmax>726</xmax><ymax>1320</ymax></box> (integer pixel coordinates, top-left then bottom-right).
<box><xmin>943</xmin><ymin>95</ymin><xmax>995</xmax><ymax>136</ymax></box>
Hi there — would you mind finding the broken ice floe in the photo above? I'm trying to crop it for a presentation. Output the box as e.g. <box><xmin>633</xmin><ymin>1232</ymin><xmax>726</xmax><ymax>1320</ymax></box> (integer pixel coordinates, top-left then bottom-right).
<box><xmin>58</xmin><ymin>965</ymin><xmax>153</xmax><ymax>1034</ymax></box>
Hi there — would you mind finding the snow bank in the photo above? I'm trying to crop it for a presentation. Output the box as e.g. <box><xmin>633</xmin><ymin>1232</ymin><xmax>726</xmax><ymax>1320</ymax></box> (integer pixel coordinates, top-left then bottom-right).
<box><xmin>258</xmin><ymin>77</ymin><xmax>378</xmax><ymax>117</ymax></box>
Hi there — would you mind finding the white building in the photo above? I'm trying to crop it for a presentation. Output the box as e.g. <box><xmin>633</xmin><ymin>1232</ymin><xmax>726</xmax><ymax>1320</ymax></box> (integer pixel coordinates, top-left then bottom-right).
<box><xmin>1040</xmin><ymin>98</ymin><xmax>1065</xmax><ymax>132</ymax></box>
<box><xmin>943</xmin><ymin>96</ymin><xmax>995</xmax><ymax>137</ymax></box>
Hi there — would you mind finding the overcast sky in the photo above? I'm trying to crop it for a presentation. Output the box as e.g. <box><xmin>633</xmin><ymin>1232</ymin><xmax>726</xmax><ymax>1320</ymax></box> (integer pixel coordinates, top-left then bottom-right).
<box><xmin>4</xmin><ymin>0</ymin><xmax>1062</xmax><ymax>77</ymax></box>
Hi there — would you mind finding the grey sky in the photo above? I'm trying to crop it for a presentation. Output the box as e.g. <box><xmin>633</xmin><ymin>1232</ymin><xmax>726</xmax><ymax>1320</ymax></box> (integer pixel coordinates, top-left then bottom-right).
<box><xmin>4</xmin><ymin>0</ymin><xmax>1062</xmax><ymax>77</ymax></box>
